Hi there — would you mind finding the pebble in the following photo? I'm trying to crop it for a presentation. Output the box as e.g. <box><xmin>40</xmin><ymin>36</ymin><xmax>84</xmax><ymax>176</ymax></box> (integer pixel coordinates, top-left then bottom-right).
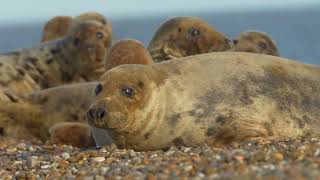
<box><xmin>41</xmin><ymin>165</ymin><xmax>51</xmax><ymax>169</ymax></box>
<box><xmin>1</xmin><ymin>137</ymin><xmax>320</xmax><ymax>179</ymax></box>
<box><xmin>61</xmin><ymin>152</ymin><xmax>70</xmax><ymax>159</ymax></box>
<box><xmin>92</xmin><ymin>157</ymin><xmax>105</xmax><ymax>163</ymax></box>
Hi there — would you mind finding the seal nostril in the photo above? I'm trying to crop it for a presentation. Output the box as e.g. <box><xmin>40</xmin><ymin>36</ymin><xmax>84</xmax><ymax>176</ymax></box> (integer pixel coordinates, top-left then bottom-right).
<box><xmin>96</xmin><ymin>108</ymin><xmax>106</xmax><ymax>119</ymax></box>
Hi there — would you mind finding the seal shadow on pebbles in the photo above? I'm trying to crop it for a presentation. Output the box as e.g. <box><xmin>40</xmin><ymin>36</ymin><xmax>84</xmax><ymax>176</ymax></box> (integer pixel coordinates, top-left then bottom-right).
<box><xmin>232</xmin><ymin>31</ymin><xmax>280</xmax><ymax>56</ymax></box>
<box><xmin>148</xmin><ymin>16</ymin><xmax>232</xmax><ymax>62</ymax></box>
<box><xmin>27</xmin><ymin>39</ymin><xmax>154</xmax><ymax>147</ymax></box>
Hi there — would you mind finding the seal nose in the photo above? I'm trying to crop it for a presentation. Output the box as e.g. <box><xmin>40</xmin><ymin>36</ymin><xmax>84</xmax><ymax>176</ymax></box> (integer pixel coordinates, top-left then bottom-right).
<box><xmin>87</xmin><ymin>108</ymin><xmax>106</xmax><ymax>120</ymax></box>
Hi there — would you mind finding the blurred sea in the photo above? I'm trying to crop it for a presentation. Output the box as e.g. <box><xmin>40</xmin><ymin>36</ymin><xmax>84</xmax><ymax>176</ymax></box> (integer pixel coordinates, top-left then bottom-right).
<box><xmin>0</xmin><ymin>8</ymin><xmax>319</xmax><ymax>65</ymax></box>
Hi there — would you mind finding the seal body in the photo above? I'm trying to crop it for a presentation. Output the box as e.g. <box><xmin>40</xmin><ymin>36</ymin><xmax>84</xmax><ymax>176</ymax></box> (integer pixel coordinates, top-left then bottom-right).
<box><xmin>87</xmin><ymin>52</ymin><xmax>320</xmax><ymax>151</ymax></box>
<box><xmin>148</xmin><ymin>17</ymin><xmax>232</xmax><ymax>62</ymax></box>
<box><xmin>232</xmin><ymin>31</ymin><xmax>279</xmax><ymax>56</ymax></box>
<box><xmin>0</xmin><ymin>20</ymin><xmax>111</xmax><ymax>100</ymax></box>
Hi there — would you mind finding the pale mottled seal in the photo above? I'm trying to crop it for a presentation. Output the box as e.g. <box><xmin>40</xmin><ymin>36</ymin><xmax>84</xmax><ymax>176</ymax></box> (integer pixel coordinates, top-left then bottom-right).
<box><xmin>87</xmin><ymin>52</ymin><xmax>320</xmax><ymax>151</ymax></box>
<box><xmin>148</xmin><ymin>16</ymin><xmax>232</xmax><ymax>62</ymax></box>
<box><xmin>0</xmin><ymin>20</ymin><xmax>111</xmax><ymax>99</ymax></box>
<box><xmin>22</xmin><ymin>39</ymin><xmax>153</xmax><ymax>144</ymax></box>
<box><xmin>41</xmin><ymin>16</ymin><xmax>72</xmax><ymax>42</ymax></box>
<box><xmin>232</xmin><ymin>31</ymin><xmax>279</xmax><ymax>56</ymax></box>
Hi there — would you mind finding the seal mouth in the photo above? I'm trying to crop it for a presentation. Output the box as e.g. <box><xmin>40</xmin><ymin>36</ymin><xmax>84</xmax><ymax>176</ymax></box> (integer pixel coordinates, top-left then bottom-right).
<box><xmin>86</xmin><ymin>107</ymin><xmax>109</xmax><ymax>129</ymax></box>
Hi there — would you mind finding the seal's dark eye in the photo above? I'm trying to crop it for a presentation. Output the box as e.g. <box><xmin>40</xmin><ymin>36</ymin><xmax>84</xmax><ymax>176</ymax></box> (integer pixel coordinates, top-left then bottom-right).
<box><xmin>233</xmin><ymin>39</ymin><xmax>238</xmax><ymax>45</ymax></box>
<box><xmin>96</xmin><ymin>32</ymin><xmax>104</xmax><ymax>39</ymax></box>
<box><xmin>95</xmin><ymin>84</ymin><xmax>103</xmax><ymax>95</ymax></box>
<box><xmin>121</xmin><ymin>86</ymin><xmax>135</xmax><ymax>97</ymax></box>
<box><xmin>73</xmin><ymin>37</ymin><xmax>81</xmax><ymax>47</ymax></box>
<box><xmin>189</xmin><ymin>27</ymin><xmax>201</xmax><ymax>37</ymax></box>
<box><xmin>259</xmin><ymin>42</ymin><xmax>267</xmax><ymax>49</ymax></box>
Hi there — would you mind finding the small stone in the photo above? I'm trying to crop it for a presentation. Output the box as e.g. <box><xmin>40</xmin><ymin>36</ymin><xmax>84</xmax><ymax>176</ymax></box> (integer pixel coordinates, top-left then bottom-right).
<box><xmin>41</xmin><ymin>165</ymin><xmax>51</xmax><ymax>169</ymax></box>
<box><xmin>165</xmin><ymin>151</ymin><xmax>175</xmax><ymax>156</ymax></box>
<box><xmin>71</xmin><ymin>167</ymin><xmax>78</xmax><ymax>174</ymax></box>
<box><xmin>95</xmin><ymin>175</ymin><xmax>104</xmax><ymax>180</ymax></box>
<box><xmin>58</xmin><ymin>160</ymin><xmax>69</xmax><ymax>169</ymax></box>
<box><xmin>6</xmin><ymin>147</ymin><xmax>17</xmax><ymax>153</ymax></box>
<box><xmin>273</xmin><ymin>152</ymin><xmax>284</xmax><ymax>161</ymax></box>
<box><xmin>16</xmin><ymin>143</ymin><xmax>27</xmax><ymax>150</ymax></box>
<box><xmin>184</xmin><ymin>165</ymin><xmax>193</xmax><ymax>172</ymax></box>
<box><xmin>26</xmin><ymin>157</ymin><xmax>37</xmax><ymax>169</ymax></box>
<box><xmin>314</xmin><ymin>149</ymin><xmax>320</xmax><ymax>157</ymax></box>
<box><xmin>92</xmin><ymin>157</ymin><xmax>105</xmax><ymax>163</ymax></box>
<box><xmin>100</xmin><ymin>167</ymin><xmax>110</xmax><ymax>175</ymax></box>
<box><xmin>28</xmin><ymin>146</ymin><xmax>34</xmax><ymax>152</ymax></box>
<box><xmin>183</xmin><ymin>147</ymin><xmax>192</xmax><ymax>153</ymax></box>
<box><xmin>61</xmin><ymin>152</ymin><xmax>70</xmax><ymax>159</ymax></box>
<box><xmin>233</xmin><ymin>155</ymin><xmax>245</xmax><ymax>163</ymax></box>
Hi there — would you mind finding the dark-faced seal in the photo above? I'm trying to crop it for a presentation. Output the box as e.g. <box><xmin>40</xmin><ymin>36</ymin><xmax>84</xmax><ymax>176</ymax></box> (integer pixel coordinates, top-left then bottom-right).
<box><xmin>148</xmin><ymin>16</ymin><xmax>232</xmax><ymax>62</ymax></box>
<box><xmin>232</xmin><ymin>31</ymin><xmax>279</xmax><ymax>56</ymax></box>
<box><xmin>87</xmin><ymin>52</ymin><xmax>320</xmax><ymax>151</ymax></box>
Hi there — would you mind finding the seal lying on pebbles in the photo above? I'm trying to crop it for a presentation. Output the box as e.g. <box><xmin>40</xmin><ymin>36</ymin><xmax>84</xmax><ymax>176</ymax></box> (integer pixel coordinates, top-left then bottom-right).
<box><xmin>232</xmin><ymin>31</ymin><xmax>279</xmax><ymax>56</ymax></box>
<box><xmin>23</xmin><ymin>39</ymin><xmax>153</xmax><ymax>145</ymax></box>
<box><xmin>0</xmin><ymin>20</ymin><xmax>111</xmax><ymax>99</ymax></box>
<box><xmin>41</xmin><ymin>16</ymin><xmax>72</xmax><ymax>42</ymax></box>
<box><xmin>148</xmin><ymin>16</ymin><xmax>232</xmax><ymax>62</ymax></box>
<box><xmin>41</xmin><ymin>12</ymin><xmax>111</xmax><ymax>43</ymax></box>
<box><xmin>87</xmin><ymin>52</ymin><xmax>320</xmax><ymax>151</ymax></box>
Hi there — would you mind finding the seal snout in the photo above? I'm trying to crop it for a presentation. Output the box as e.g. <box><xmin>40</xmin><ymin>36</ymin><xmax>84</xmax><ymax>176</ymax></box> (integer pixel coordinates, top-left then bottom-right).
<box><xmin>87</xmin><ymin>107</ymin><xmax>107</xmax><ymax>121</ymax></box>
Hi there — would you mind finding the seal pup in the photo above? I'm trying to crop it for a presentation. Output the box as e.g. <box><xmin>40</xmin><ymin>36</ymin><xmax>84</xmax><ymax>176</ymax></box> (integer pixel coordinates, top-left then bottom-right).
<box><xmin>148</xmin><ymin>16</ymin><xmax>232</xmax><ymax>62</ymax></box>
<box><xmin>87</xmin><ymin>52</ymin><xmax>320</xmax><ymax>151</ymax></box>
<box><xmin>41</xmin><ymin>16</ymin><xmax>72</xmax><ymax>42</ymax></box>
<box><xmin>0</xmin><ymin>20</ymin><xmax>111</xmax><ymax>99</ymax></box>
<box><xmin>232</xmin><ymin>31</ymin><xmax>279</xmax><ymax>56</ymax></box>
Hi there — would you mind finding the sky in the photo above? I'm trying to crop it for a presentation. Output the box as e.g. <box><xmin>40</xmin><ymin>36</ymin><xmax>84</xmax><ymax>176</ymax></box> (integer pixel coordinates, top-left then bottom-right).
<box><xmin>1</xmin><ymin>0</ymin><xmax>320</xmax><ymax>24</ymax></box>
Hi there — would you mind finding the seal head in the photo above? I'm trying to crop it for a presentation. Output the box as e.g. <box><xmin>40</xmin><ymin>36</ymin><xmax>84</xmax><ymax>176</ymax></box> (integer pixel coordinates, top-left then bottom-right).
<box><xmin>105</xmin><ymin>39</ymin><xmax>154</xmax><ymax>71</ymax></box>
<box><xmin>232</xmin><ymin>31</ymin><xmax>279</xmax><ymax>56</ymax></box>
<box><xmin>148</xmin><ymin>16</ymin><xmax>232</xmax><ymax>62</ymax></box>
<box><xmin>62</xmin><ymin>20</ymin><xmax>112</xmax><ymax>80</ymax></box>
<box><xmin>41</xmin><ymin>16</ymin><xmax>72</xmax><ymax>42</ymax></box>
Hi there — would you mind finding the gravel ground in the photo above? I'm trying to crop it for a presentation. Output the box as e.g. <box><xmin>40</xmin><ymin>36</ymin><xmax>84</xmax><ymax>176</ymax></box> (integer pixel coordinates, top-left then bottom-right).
<box><xmin>1</xmin><ymin>137</ymin><xmax>320</xmax><ymax>180</ymax></box>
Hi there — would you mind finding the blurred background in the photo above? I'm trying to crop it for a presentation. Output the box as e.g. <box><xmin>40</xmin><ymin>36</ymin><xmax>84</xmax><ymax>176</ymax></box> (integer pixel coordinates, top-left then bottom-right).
<box><xmin>0</xmin><ymin>0</ymin><xmax>319</xmax><ymax>65</ymax></box>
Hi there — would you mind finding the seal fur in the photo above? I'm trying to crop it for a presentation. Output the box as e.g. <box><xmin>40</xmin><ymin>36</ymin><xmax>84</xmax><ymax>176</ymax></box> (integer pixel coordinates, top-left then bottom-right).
<box><xmin>87</xmin><ymin>52</ymin><xmax>320</xmax><ymax>151</ymax></box>
<box><xmin>148</xmin><ymin>16</ymin><xmax>232</xmax><ymax>62</ymax></box>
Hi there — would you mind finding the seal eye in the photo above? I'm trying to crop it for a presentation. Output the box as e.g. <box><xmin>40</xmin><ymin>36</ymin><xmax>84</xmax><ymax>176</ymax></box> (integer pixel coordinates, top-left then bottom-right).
<box><xmin>259</xmin><ymin>42</ymin><xmax>267</xmax><ymax>49</ymax></box>
<box><xmin>95</xmin><ymin>84</ymin><xmax>103</xmax><ymax>95</ymax></box>
<box><xmin>73</xmin><ymin>37</ymin><xmax>81</xmax><ymax>47</ymax></box>
<box><xmin>233</xmin><ymin>39</ymin><xmax>238</xmax><ymax>45</ymax></box>
<box><xmin>121</xmin><ymin>86</ymin><xmax>135</xmax><ymax>97</ymax></box>
<box><xmin>189</xmin><ymin>27</ymin><xmax>201</xmax><ymax>37</ymax></box>
<box><xmin>96</xmin><ymin>32</ymin><xmax>104</xmax><ymax>39</ymax></box>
